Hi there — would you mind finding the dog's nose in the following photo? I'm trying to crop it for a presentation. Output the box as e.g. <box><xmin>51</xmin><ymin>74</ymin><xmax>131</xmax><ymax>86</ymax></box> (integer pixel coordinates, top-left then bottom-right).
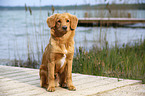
<box><xmin>62</xmin><ymin>26</ymin><xmax>67</xmax><ymax>30</ymax></box>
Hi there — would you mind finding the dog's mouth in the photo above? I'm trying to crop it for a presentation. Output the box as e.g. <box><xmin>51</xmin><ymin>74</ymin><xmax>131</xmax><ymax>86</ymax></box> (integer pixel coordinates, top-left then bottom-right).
<box><xmin>61</xmin><ymin>30</ymin><xmax>67</xmax><ymax>35</ymax></box>
<box><xmin>61</xmin><ymin>27</ymin><xmax>68</xmax><ymax>34</ymax></box>
<box><xmin>62</xmin><ymin>29</ymin><xmax>67</xmax><ymax>33</ymax></box>
<box><xmin>61</xmin><ymin>30</ymin><xmax>68</xmax><ymax>35</ymax></box>
<box><xmin>53</xmin><ymin>30</ymin><xmax>67</xmax><ymax>37</ymax></box>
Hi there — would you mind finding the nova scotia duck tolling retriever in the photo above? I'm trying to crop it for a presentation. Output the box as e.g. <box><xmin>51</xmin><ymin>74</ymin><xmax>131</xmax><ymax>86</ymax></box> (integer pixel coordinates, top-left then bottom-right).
<box><xmin>39</xmin><ymin>13</ymin><xmax>78</xmax><ymax>92</ymax></box>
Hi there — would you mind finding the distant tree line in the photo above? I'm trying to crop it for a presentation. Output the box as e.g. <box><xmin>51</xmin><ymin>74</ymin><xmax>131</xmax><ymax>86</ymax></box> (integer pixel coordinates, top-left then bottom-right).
<box><xmin>0</xmin><ymin>4</ymin><xmax>145</xmax><ymax>10</ymax></box>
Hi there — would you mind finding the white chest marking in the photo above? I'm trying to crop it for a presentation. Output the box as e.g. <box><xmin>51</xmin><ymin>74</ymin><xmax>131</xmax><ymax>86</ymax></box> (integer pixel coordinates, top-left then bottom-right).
<box><xmin>60</xmin><ymin>54</ymin><xmax>66</xmax><ymax>68</ymax></box>
<box><xmin>60</xmin><ymin>49</ymin><xmax>67</xmax><ymax>68</ymax></box>
<box><xmin>64</xmin><ymin>50</ymin><xmax>67</xmax><ymax>54</ymax></box>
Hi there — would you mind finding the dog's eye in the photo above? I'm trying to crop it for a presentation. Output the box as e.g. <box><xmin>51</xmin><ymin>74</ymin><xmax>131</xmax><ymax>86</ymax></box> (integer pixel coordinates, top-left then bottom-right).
<box><xmin>58</xmin><ymin>20</ymin><xmax>61</xmax><ymax>23</ymax></box>
<box><xmin>67</xmin><ymin>20</ymin><xmax>69</xmax><ymax>22</ymax></box>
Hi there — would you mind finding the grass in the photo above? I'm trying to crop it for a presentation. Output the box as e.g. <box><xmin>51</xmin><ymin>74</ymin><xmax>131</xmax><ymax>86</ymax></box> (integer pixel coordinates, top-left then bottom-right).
<box><xmin>73</xmin><ymin>39</ymin><xmax>145</xmax><ymax>83</ymax></box>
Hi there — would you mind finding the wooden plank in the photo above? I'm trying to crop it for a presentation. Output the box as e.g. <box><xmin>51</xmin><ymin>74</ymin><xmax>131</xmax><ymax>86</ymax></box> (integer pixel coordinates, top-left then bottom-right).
<box><xmin>0</xmin><ymin>65</ymin><xmax>141</xmax><ymax>96</ymax></box>
<box><xmin>79</xmin><ymin>18</ymin><xmax>145</xmax><ymax>23</ymax></box>
<box><xmin>78</xmin><ymin>18</ymin><xmax>145</xmax><ymax>26</ymax></box>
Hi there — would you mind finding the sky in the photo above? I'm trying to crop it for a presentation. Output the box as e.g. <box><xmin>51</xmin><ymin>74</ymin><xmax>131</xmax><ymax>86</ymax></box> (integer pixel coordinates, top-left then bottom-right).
<box><xmin>0</xmin><ymin>0</ymin><xmax>145</xmax><ymax>6</ymax></box>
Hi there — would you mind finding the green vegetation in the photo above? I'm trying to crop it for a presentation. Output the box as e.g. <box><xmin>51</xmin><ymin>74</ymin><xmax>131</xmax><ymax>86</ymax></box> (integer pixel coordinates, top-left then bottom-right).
<box><xmin>73</xmin><ymin>39</ymin><xmax>145</xmax><ymax>83</ymax></box>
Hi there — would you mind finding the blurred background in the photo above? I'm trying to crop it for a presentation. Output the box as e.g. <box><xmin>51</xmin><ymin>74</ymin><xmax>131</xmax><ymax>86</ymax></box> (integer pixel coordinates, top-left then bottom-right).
<box><xmin>0</xmin><ymin>0</ymin><xmax>145</xmax><ymax>83</ymax></box>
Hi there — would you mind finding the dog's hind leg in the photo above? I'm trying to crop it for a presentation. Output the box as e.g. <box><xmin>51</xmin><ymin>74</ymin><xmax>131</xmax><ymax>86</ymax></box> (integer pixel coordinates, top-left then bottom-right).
<box><xmin>40</xmin><ymin>76</ymin><xmax>47</xmax><ymax>88</ymax></box>
<box><xmin>40</xmin><ymin>70</ymin><xmax>48</xmax><ymax>88</ymax></box>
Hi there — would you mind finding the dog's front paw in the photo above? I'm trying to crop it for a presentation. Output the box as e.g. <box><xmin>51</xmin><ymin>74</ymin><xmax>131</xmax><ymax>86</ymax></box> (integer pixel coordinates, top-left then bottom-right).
<box><xmin>68</xmin><ymin>85</ymin><xmax>76</xmax><ymax>91</ymax></box>
<box><xmin>47</xmin><ymin>86</ymin><xmax>55</xmax><ymax>92</ymax></box>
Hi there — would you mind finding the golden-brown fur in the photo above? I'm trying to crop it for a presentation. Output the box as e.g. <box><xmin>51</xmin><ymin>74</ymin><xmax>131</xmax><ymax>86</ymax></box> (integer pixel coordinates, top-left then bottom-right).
<box><xmin>39</xmin><ymin>13</ymin><xmax>78</xmax><ymax>92</ymax></box>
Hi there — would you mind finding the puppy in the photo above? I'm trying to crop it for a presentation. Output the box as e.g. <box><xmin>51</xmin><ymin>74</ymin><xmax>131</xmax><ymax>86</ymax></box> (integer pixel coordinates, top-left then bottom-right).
<box><xmin>39</xmin><ymin>13</ymin><xmax>78</xmax><ymax>92</ymax></box>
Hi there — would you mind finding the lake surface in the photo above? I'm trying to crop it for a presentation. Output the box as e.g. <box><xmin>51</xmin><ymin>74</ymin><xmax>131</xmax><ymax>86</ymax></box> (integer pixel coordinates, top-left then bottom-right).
<box><xmin>0</xmin><ymin>9</ymin><xmax>145</xmax><ymax>64</ymax></box>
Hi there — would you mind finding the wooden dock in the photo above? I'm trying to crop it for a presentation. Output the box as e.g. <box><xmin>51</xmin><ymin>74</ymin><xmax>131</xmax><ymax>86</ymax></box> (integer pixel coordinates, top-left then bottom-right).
<box><xmin>0</xmin><ymin>65</ymin><xmax>142</xmax><ymax>96</ymax></box>
<box><xmin>78</xmin><ymin>18</ymin><xmax>145</xmax><ymax>26</ymax></box>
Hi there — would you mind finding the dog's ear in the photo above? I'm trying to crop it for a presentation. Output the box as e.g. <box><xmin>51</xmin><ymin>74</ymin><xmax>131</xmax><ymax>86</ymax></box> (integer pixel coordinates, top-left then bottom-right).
<box><xmin>47</xmin><ymin>14</ymin><xmax>57</xmax><ymax>28</ymax></box>
<box><xmin>68</xmin><ymin>14</ymin><xmax>78</xmax><ymax>30</ymax></box>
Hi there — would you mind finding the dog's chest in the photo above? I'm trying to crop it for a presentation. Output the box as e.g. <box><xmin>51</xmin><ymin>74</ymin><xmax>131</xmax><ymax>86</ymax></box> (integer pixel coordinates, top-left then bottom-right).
<box><xmin>60</xmin><ymin>49</ymin><xmax>67</xmax><ymax>68</ymax></box>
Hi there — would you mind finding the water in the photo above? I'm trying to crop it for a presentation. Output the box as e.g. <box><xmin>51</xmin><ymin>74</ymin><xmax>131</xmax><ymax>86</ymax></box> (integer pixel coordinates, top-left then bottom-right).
<box><xmin>0</xmin><ymin>9</ymin><xmax>145</xmax><ymax>64</ymax></box>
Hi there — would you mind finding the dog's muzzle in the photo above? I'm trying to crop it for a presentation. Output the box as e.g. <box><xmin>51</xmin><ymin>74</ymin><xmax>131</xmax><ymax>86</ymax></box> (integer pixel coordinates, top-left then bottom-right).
<box><xmin>62</xmin><ymin>26</ymin><xmax>67</xmax><ymax>30</ymax></box>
